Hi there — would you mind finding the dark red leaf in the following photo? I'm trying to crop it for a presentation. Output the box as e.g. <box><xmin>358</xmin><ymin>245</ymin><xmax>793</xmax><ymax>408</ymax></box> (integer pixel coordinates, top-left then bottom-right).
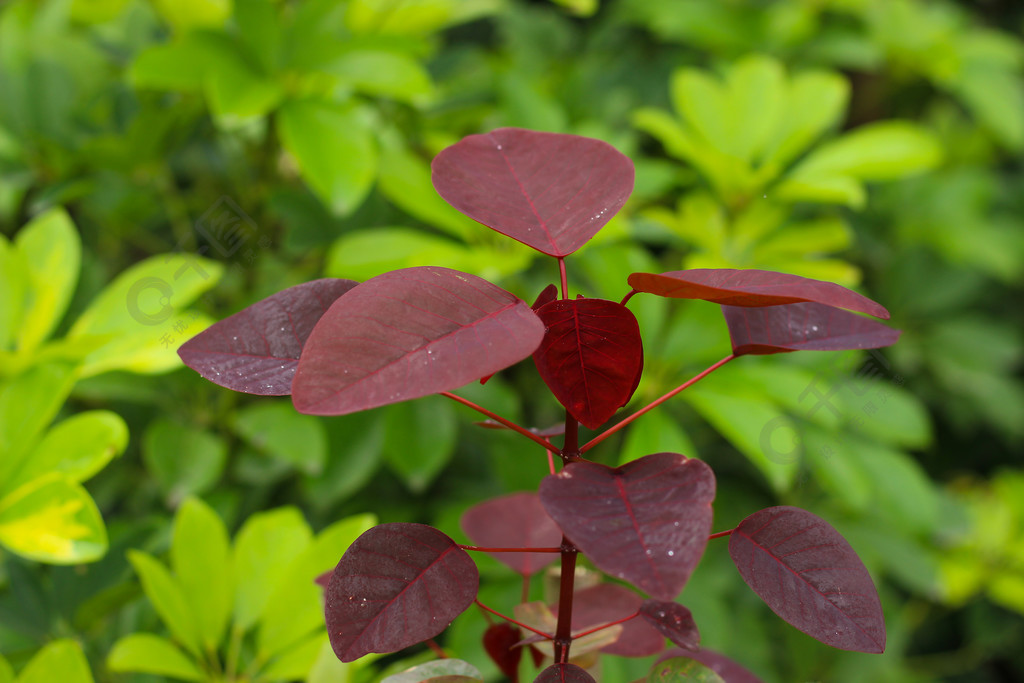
<box><xmin>325</xmin><ymin>523</ymin><xmax>480</xmax><ymax>662</ymax></box>
<box><xmin>483</xmin><ymin>622</ymin><xmax>522</xmax><ymax>682</ymax></box>
<box><xmin>314</xmin><ymin>570</ymin><xmax>331</xmax><ymax>589</ymax></box>
<box><xmin>728</xmin><ymin>506</ymin><xmax>885</xmax><ymax>653</ymax></box>
<box><xmin>552</xmin><ymin>584</ymin><xmax>664</xmax><ymax>657</ymax></box>
<box><xmin>534</xmin><ymin>663</ymin><xmax>596</xmax><ymax>683</ymax></box>
<box><xmin>178</xmin><ymin>278</ymin><xmax>357</xmax><ymax>395</ymax></box>
<box><xmin>639</xmin><ymin>601</ymin><xmax>699</xmax><ymax>651</ymax></box>
<box><xmin>721</xmin><ymin>302</ymin><xmax>900</xmax><ymax>356</ymax></box>
<box><xmin>628</xmin><ymin>270</ymin><xmax>889</xmax><ymax>319</ymax></box>
<box><xmin>431</xmin><ymin>128</ymin><xmax>635</xmax><ymax>257</ymax></box>
<box><xmin>532</xmin><ymin>298</ymin><xmax>643</xmax><ymax>429</ymax></box>
<box><xmin>539</xmin><ymin>453</ymin><xmax>716</xmax><ymax>600</ymax></box>
<box><xmin>460</xmin><ymin>492</ymin><xmax>563</xmax><ymax>576</ymax></box>
<box><xmin>292</xmin><ymin>267</ymin><xmax>544</xmax><ymax>415</ymax></box>
<box><xmin>532</xmin><ymin>284</ymin><xmax>559</xmax><ymax>310</ymax></box>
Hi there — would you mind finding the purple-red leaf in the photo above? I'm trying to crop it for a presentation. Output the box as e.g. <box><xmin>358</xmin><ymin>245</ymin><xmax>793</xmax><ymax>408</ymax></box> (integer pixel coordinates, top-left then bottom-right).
<box><xmin>628</xmin><ymin>270</ymin><xmax>889</xmax><ymax>319</ymax></box>
<box><xmin>532</xmin><ymin>298</ymin><xmax>643</xmax><ymax>429</ymax></box>
<box><xmin>178</xmin><ymin>278</ymin><xmax>357</xmax><ymax>395</ymax></box>
<box><xmin>656</xmin><ymin>650</ymin><xmax>764</xmax><ymax>683</ymax></box>
<box><xmin>728</xmin><ymin>506</ymin><xmax>885</xmax><ymax>653</ymax></box>
<box><xmin>325</xmin><ymin>523</ymin><xmax>480</xmax><ymax>662</ymax></box>
<box><xmin>431</xmin><ymin>128</ymin><xmax>635</xmax><ymax>257</ymax></box>
<box><xmin>483</xmin><ymin>622</ymin><xmax>522</xmax><ymax>682</ymax></box>
<box><xmin>533</xmin><ymin>284</ymin><xmax>558</xmax><ymax>311</ymax></box>
<box><xmin>460</xmin><ymin>492</ymin><xmax>563</xmax><ymax>576</ymax></box>
<box><xmin>534</xmin><ymin>663</ymin><xmax>596</xmax><ymax>683</ymax></box>
<box><xmin>291</xmin><ymin>267</ymin><xmax>544</xmax><ymax>415</ymax></box>
<box><xmin>639</xmin><ymin>601</ymin><xmax>699</xmax><ymax>651</ymax></box>
<box><xmin>722</xmin><ymin>302</ymin><xmax>900</xmax><ymax>356</ymax></box>
<box><xmin>539</xmin><ymin>453</ymin><xmax>715</xmax><ymax>600</ymax></box>
<box><xmin>553</xmin><ymin>583</ymin><xmax>665</xmax><ymax>657</ymax></box>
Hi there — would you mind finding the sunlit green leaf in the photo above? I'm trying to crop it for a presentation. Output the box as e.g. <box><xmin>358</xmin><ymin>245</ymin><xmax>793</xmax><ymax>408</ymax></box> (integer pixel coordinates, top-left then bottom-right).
<box><xmin>260</xmin><ymin>632</ymin><xmax>325</xmax><ymax>680</ymax></box>
<box><xmin>151</xmin><ymin>0</ymin><xmax>232</xmax><ymax>32</ymax></box>
<box><xmin>127</xmin><ymin>550</ymin><xmax>202</xmax><ymax>657</ymax></box>
<box><xmin>726</xmin><ymin>55</ymin><xmax>786</xmax><ymax>163</ymax></box>
<box><xmin>763</xmin><ymin>70</ymin><xmax>849</xmax><ymax>167</ymax></box>
<box><xmin>14</xmin><ymin>207</ymin><xmax>80</xmax><ymax>351</ymax></box>
<box><xmin>0</xmin><ymin>236</ymin><xmax>27</xmax><ymax>351</ymax></box>
<box><xmin>326</xmin><ymin>50</ymin><xmax>433</xmax><ymax>104</ymax></box>
<box><xmin>0</xmin><ymin>475</ymin><xmax>105</xmax><ymax>564</ymax></box>
<box><xmin>326</xmin><ymin>227</ymin><xmax>475</xmax><ymax>282</ymax></box>
<box><xmin>107</xmin><ymin>634</ymin><xmax>204</xmax><ymax>681</ymax></box>
<box><xmin>16</xmin><ymin>639</ymin><xmax>94</xmax><ymax>683</ymax></box>
<box><xmin>800</xmin><ymin>423</ymin><xmax>872</xmax><ymax>512</ymax></box>
<box><xmin>172</xmin><ymin>498</ymin><xmax>233</xmax><ymax>649</ymax></box>
<box><xmin>619</xmin><ymin>405</ymin><xmax>698</xmax><ymax>465</ymax></box>
<box><xmin>0</xmin><ymin>362</ymin><xmax>78</xmax><ymax>482</ymax></box>
<box><xmin>787</xmin><ymin>121</ymin><xmax>943</xmax><ymax>182</ymax></box>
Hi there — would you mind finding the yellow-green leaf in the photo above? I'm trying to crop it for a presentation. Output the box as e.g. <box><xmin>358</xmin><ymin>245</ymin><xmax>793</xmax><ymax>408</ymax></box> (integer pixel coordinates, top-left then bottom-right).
<box><xmin>14</xmin><ymin>208</ymin><xmax>81</xmax><ymax>351</ymax></box>
<box><xmin>127</xmin><ymin>550</ymin><xmax>202</xmax><ymax>657</ymax></box>
<box><xmin>171</xmin><ymin>497</ymin><xmax>233</xmax><ymax>649</ymax></box>
<box><xmin>0</xmin><ymin>475</ymin><xmax>106</xmax><ymax>564</ymax></box>
<box><xmin>107</xmin><ymin>634</ymin><xmax>204</xmax><ymax>681</ymax></box>
<box><xmin>17</xmin><ymin>640</ymin><xmax>94</xmax><ymax>683</ymax></box>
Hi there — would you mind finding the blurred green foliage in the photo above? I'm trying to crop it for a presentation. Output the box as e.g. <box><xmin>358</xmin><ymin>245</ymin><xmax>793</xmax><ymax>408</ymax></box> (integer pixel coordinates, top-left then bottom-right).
<box><xmin>0</xmin><ymin>0</ymin><xmax>1022</xmax><ymax>681</ymax></box>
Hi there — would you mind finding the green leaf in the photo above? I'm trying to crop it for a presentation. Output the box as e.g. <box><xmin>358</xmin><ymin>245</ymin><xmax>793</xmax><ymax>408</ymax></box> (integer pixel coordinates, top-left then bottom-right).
<box><xmin>127</xmin><ymin>550</ymin><xmax>202</xmax><ymax>657</ymax></box>
<box><xmin>326</xmin><ymin>50</ymin><xmax>433</xmax><ymax>104</ymax></box>
<box><xmin>301</xmin><ymin>412</ymin><xmax>385</xmax><ymax>509</ymax></box>
<box><xmin>726</xmin><ymin>55</ymin><xmax>786</xmax><ymax>163</ymax></box>
<box><xmin>346</xmin><ymin>0</ymin><xmax>457</xmax><ymax>36</ymax></box>
<box><xmin>277</xmin><ymin>99</ymin><xmax>377</xmax><ymax>216</ymax></box>
<box><xmin>953</xmin><ymin>67</ymin><xmax>1024</xmax><ymax>151</ymax></box>
<box><xmin>13</xmin><ymin>208</ymin><xmax>80</xmax><ymax>351</ymax></box>
<box><xmin>258</xmin><ymin>513</ymin><xmax>375</xmax><ymax>658</ymax></box>
<box><xmin>107</xmin><ymin>634</ymin><xmax>204</xmax><ymax>681</ymax></box>
<box><xmin>787</xmin><ymin>121</ymin><xmax>943</xmax><ymax>182</ymax></box>
<box><xmin>0</xmin><ymin>235</ymin><xmax>28</xmax><ymax>351</ymax></box>
<box><xmin>753</xmin><ymin>216</ymin><xmax>852</xmax><ymax>260</ymax></box>
<box><xmin>260</xmin><ymin>632</ymin><xmax>325</xmax><ymax>680</ymax></box>
<box><xmin>203</xmin><ymin>41</ymin><xmax>284</xmax><ymax>121</ymax></box>
<box><xmin>671</xmin><ymin>68</ymin><xmax>731</xmax><ymax>156</ymax></box>
<box><xmin>858</xmin><ymin>443</ymin><xmax>941</xmax><ymax>534</ymax></box>
<box><xmin>0</xmin><ymin>475</ymin><xmax>106</xmax><ymax>564</ymax></box>
<box><xmin>142</xmin><ymin>418</ymin><xmax>228</xmax><ymax>505</ymax></box>
<box><xmin>763</xmin><ymin>70</ymin><xmax>849</xmax><ymax>167</ymax></box>
<box><xmin>685</xmin><ymin>387</ymin><xmax>799</xmax><ymax>492</ymax></box>
<box><xmin>383</xmin><ymin>397</ymin><xmax>457</xmax><ymax>493</ymax></box>
<box><xmin>68</xmin><ymin>253</ymin><xmax>222</xmax><ymax>376</ymax></box>
<box><xmin>0</xmin><ymin>362</ymin><xmax>78</xmax><ymax>483</ymax></box>
<box><xmin>325</xmin><ymin>227</ymin><xmax>474</xmax><ymax>282</ymax></box>
<box><xmin>171</xmin><ymin>497</ymin><xmax>233</xmax><ymax>649</ymax></box>
<box><xmin>70</xmin><ymin>0</ymin><xmax>132</xmax><ymax>23</ymax></box>
<box><xmin>5</xmin><ymin>411</ymin><xmax>127</xmax><ymax>495</ymax></box>
<box><xmin>800</xmin><ymin>423</ymin><xmax>872</xmax><ymax>513</ymax></box>
<box><xmin>235</xmin><ymin>0</ymin><xmax>282</xmax><ymax>73</ymax></box>
<box><xmin>151</xmin><ymin>0</ymin><xmax>232</xmax><ymax>32</ymax></box>
<box><xmin>647</xmin><ymin>656</ymin><xmax>726</xmax><ymax>682</ymax></box>
<box><xmin>834</xmin><ymin>380</ymin><xmax>931</xmax><ymax>449</ymax></box>
<box><xmin>619</xmin><ymin>408</ymin><xmax>698</xmax><ymax>465</ymax></box>
<box><xmin>232</xmin><ymin>401</ymin><xmax>327</xmax><ymax>475</ymax></box>
<box><xmin>771</xmin><ymin>175</ymin><xmax>866</xmax><ymax>208</ymax></box>
<box><xmin>0</xmin><ymin>653</ymin><xmax>11</xmax><ymax>683</ymax></box>
<box><xmin>232</xmin><ymin>507</ymin><xmax>313</xmax><ymax>631</ymax></box>
<box><xmin>16</xmin><ymin>640</ymin><xmax>94</xmax><ymax>683</ymax></box>
<box><xmin>131</xmin><ymin>34</ymin><xmax>231</xmax><ymax>91</ymax></box>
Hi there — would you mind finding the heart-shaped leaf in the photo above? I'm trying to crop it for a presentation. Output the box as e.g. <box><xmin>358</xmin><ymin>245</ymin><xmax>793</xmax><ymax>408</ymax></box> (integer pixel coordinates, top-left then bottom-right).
<box><xmin>460</xmin><ymin>492</ymin><xmax>563</xmax><ymax>576</ymax></box>
<box><xmin>292</xmin><ymin>267</ymin><xmax>544</xmax><ymax>415</ymax></box>
<box><xmin>532</xmin><ymin>298</ymin><xmax>644</xmax><ymax>429</ymax></box>
<box><xmin>483</xmin><ymin>622</ymin><xmax>522</xmax><ymax>681</ymax></box>
<box><xmin>728</xmin><ymin>506</ymin><xmax>885</xmax><ymax>653</ymax></box>
<box><xmin>325</xmin><ymin>523</ymin><xmax>479</xmax><ymax>662</ymax></box>
<box><xmin>554</xmin><ymin>583</ymin><xmax>665</xmax><ymax>657</ymax></box>
<box><xmin>657</xmin><ymin>649</ymin><xmax>764</xmax><ymax>683</ymax></box>
<box><xmin>179</xmin><ymin>278</ymin><xmax>357</xmax><ymax>395</ymax></box>
<box><xmin>535</xmin><ymin>663</ymin><xmax>596</xmax><ymax>683</ymax></box>
<box><xmin>721</xmin><ymin>302</ymin><xmax>900</xmax><ymax>356</ymax></box>
<box><xmin>639</xmin><ymin>601</ymin><xmax>699</xmax><ymax>652</ymax></box>
<box><xmin>539</xmin><ymin>453</ymin><xmax>716</xmax><ymax>600</ymax></box>
<box><xmin>431</xmin><ymin>128</ymin><xmax>635</xmax><ymax>257</ymax></box>
<box><xmin>628</xmin><ymin>270</ymin><xmax>889</xmax><ymax>319</ymax></box>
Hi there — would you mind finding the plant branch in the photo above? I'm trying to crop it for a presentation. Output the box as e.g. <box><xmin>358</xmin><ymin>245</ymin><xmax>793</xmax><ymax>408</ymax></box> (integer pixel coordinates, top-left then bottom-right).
<box><xmin>552</xmin><ymin>537</ymin><xmax>578</xmax><ymax>664</ymax></box>
<box><xmin>708</xmin><ymin>529</ymin><xmax>733</xmax><ymax>540</ymax></box>
<box><xmin>620</xmin><ymin>288</ymin><xmax>638</xmax><ymax>306</ymax></box>
<box><xmin>441</xmin><ymin>391</ymin><xmax>561</xmax><ymax>455</ymax></box>
<box><xmin>570</xmin><ymin>610</ymin><xmax>640</xmax><ymax>639</ymax></box>
<box><xmin>475</xmin><ymin>600</ymin><xmax>554</xmax><ymax>639</ymax></box>
<box><xmin>580</xmin><ymin>354</ymin><xmax>736</xmax><ymax>453</ymax></box>
<box><xmin>558</xmin><ymin>257</ymin><xmax>569</xmax><ymax>299</ymax></box>
<box><xmin>562</xmin><ymin>409</ymin><xmax>580</xmax><ymax>463</ymax></box>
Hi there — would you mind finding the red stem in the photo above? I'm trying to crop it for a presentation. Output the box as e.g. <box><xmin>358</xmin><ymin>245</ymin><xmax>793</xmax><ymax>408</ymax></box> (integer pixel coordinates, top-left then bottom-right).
<box><xmin>570</xmin><ymin>610</ymin><xmax>640</xmax><ymax>639</ymax></box>
<box><xmin>708</xmin><ymin>529</ymin><xmax>733</xmax><ymax>540</ymax></box>
<box><xmin>460</xmin><ymin>545</ymin><xmax>562</xmax><ymax>553</ymax></box>
<box><xmin>562</xmin><ymin>409</ymin><xmax>580</xmax><ymax>464</ymax></box>
<box><xmin>558</xmin><ymin>257</ymin><xmax>569</xmax><ymax>299</ymax></box>
<box><xmin>424</xmin><ymin>639</ymin><xmax>447</xmax><ymax>658</ymax></box>
<box><xmin>580</xmin><ymin>354</ymin><xmax>736</xmax><ymax>453</ymax></box>
<box><xmin>552</xmin><ymin>537</ymin><xmax>578</xmax><ymax>664</ymax></box>
<box><xmin>620</xmin><ymin>288</ymin><xmax>638</xmax><ymax>306</ymax></box>
<box><xmin>440</xmin><ymin>391</ymin><xmax>561</xmax><ymax>455</ymax></box>
<box><xmin>475</xmin><ymin>600</ymin><xmax>554</xmax><ymax>640</ymax></box>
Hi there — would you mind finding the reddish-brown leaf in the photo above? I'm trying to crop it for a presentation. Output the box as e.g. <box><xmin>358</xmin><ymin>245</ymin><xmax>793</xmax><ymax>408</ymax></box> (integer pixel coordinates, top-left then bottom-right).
<box><xmin>722</xmin><ymin>302</ymin><xmax>900</xmax><ymax>356</ymax></box>
<box><xmin>532</xmin><ymin>298</ymin><xmax>643</xmax><ymax>429</ymax></box>
<box><xmin>534</xmin><ymin>663</ymin><xmax>596</xmax><ymax>683</ymax></box>
<box><xmin>460</xmin><ymin>492</ymin><xmax>563</xmax><ymax>576</ymax></box>
<box><xmin>431</xmin><ymin>128</ymin><xmax>635</xmax><ymax>257</ymax></box>
<box><xmin>539</xmin><ymin>453</ymin><xmax>716</xmax><ymax>600</ymax></box>
<box><xmin>291</xmin><ymin>267</ymin><xmax>544</xmax><ymax>415</ymax></box>
<box><xmin>639</xmin><ymin>601</ymin><xmax>699</xmax><ymax>651</ymax></box>
<box><xmin>483</xmin><ymin>622</ymin><xmax>522</xmax><ymax>682</ymax></box>
<box><xmin>325</xmin><ymin>523</ymin><xmax>479</xmax><ymax>662</ymax></box>
<box><xmin>178</xmin><ymin>278</ymin><xmax>357</xmax><ymax>395</ymax></box>
<box><xmin>728</xmin><ymin>506</ymin><xmax>885</xmax><ymax>653</ymax></box>
<box><xmin>552</xmin><ymin>583</ymin><xmax>665</xmax><ymax>657</ymax></box>
<box><xmin>628</xmin><ymin>269</ymin><xmax>889</xmax><ymax>319</ymax></box>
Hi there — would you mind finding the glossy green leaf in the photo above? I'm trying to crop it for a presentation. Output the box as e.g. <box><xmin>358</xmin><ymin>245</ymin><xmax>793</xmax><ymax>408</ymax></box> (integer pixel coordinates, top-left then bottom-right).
<box><xmin>6</xmin><ymin>411</ymin><xmax>127</xmax><ymax>495</ymax></box>
<box><xmin>232</xmin><ymin>506</ymin><xmax>313</xmax><ymax>631</ymax></box>
<box><xmin>787</xmin><ymin>121</ymin><xmax>943</xmax><ymax>182</ymax></box>
<box><xmin>326</xmin><ymin>50</ymin><xmax>433</xmax><ymax>104</ymax></box>
<box><xmin>14</xmin><ymin>207</ymin><xmax>80</xmax><ymax>351</ymax></box>
<box><xmin>685</xmin><ymin>387</ymin><xmax>799</xmax><ymax>492</ymax></box>
<box><xmin>171</xmin><ymin>497</ymin><xmax>233</xmax><ymax>649</ymax></box>
<box><xmin>383</xmin><ymin>397</ymin><xmax>458</xmax><ymax>493</ymax></box>
<box><xmin>16</xmin><ymin>640</ymin><xmax>94</xmax><ymax>683</ymax></box>
<box><xmin>0</xmin><ymin>236</ymin><xmax>27</xmax><ymax>351</ymax></box>
<box><xmin>107</xmin><ymin>634</ymin><xmax>204</xmax><ymax>681</ymax></box>
<box><xmin>258</xmin><ymin>513</ymin><xmax>376</xmax><ymax>658</ymax></box>
<box><xmin>142</xmin><ymin>418</ymin><xmax>228</xmax><ymax>505</ymax></box>
<box><xmin>127</xmin><ymin>550</ymin><xmax>202</xmax><ymax>657</ymax></box>
<box><xmin>151</xmin><ymin>0</ymin><xmax>231</xmax><ymax>32</ymax></box>
<box><xmin>277</xmin><ymin>99</ymin><xmax>377</xmax><ymax>215</ymax></box>
<box><xmin>325</xmin><ymin>228</ymin><xmax>474</xmax><ymax>282</ymax></box>
<box><xmin>0</xmin><ymin>362</ymin><xmax>78</xmax><ymax>481</ymax></box>
<box><xmin>647</xmin><ymin>656</ymin><xmax>725</xmax><ymax>682</ymax></box>
<box><xmin>0</xmin><ymin>475</ymin><xmax>106</xmax><ymax>564</ymax></box>
<box><xmin>232</xmin><ymin>401</ymin><xmax>327</xmax><ymax>475</ymax></box>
